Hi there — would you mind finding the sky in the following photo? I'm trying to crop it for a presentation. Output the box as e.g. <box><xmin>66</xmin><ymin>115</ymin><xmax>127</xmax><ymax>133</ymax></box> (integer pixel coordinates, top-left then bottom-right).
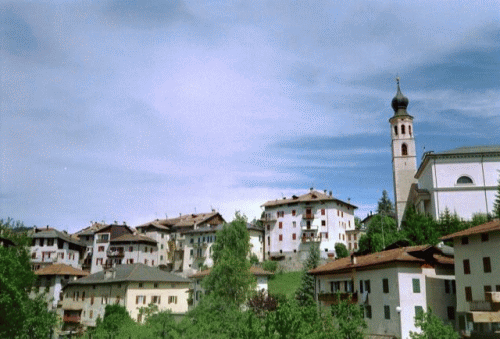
<box><xmin>1</xmin><ymin>0</ymin><xmax>499</xmax><ymax>233</ymax></box>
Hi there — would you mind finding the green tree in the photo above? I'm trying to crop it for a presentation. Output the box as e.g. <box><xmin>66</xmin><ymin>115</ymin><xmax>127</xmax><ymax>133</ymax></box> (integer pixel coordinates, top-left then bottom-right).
<box><xmin>354</xmin><ymin>216</ymin><xmax>362</xmax><ymax>229</ymax></box>
<box><xmin>334</xmin><ymin>243</ymin><xmax>349</xmax><ymax>258</ymax></box>
<box><xmin>438</xmin><ymin>208</ymin><xmax>466</xmax><ymax>236</ymax></box>
<box><xmin>295</xmin><ymin>243</ymin><xmax>320</xmax><ymax>306</ymax></box>
<box><xmin>358</xmin><ymin>214</ymin><xmax>400</xmax><ymax>253</ymax></box>
<box><xmin>377</xmin><ymin>190</ymin><xmax>395</xmax><ymax>215</ymax></box>
<box><xmin>409</xmin><ymin>308</ymin><xmax>459</xmax><ymax>339</ymax></box>
<box><xmin>145</xmin><ymin>310</ymin><xmax>180</xmax><ymax>339</ymax></box>
<box><xmin>401</xmin><ymin>206</ymin><xmax>440</xmax><ymax>246</ymax></box>
<box><xmin>202</xmin><ymin>212</ymin><xmax>255</xmax><ymax>305</ymax></box>
<box><xmin>493</xmin><ymin>174</ymin><xmax>500</xmax><ymax>219</ymax></box>
<box><xmin>262</xmin><ymin>260</ymin><xmax>278</xmax><ymax>273</ymax></box>
<box><xmin>330</xmin><ymin>294</ymin><xmax>367</xmax><ymax>339</ymax></box>
<box><xmin>470</xmin><ymin>212</ymin><xmax>491</xmax><ymax>227</ymax></box>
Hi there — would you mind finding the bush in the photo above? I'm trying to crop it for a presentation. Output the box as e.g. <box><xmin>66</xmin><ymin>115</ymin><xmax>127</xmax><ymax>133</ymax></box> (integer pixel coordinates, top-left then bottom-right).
<box><xmin>262</xmin><ymin>260</ymin><xmax>278</xmax><ymax>273</ymax></box>
<box><xmin>249</xmin><ymin>253</ymin><xmax>259</xmax><ymax>266</ymax></box>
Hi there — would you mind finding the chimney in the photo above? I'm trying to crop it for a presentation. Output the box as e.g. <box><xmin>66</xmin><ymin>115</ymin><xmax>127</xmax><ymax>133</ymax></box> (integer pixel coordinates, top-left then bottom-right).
<box><xmin>329</xmin><ymin>191</ymin><xmax>332</xmax><ymax>196</ymax></box>
<box><xmin>348</xmin><ymin>198</ymin><xmax>351</xmax><ymax>203</ymax></box>
<box><xmin>351</xmin><ymin>253</ymin><xmax>357</xmax><ymax>265</ymax></box>
<box><xmin>310</xmin><ymin>187</ymin><xmax>314</xmax><ymax>192</ymax></box>
<box><xmin>324</xmin><ymin>189</ymin><xmax>327</xmax><ymax>194</ymax></box>
<box><xmin>46</xmin><ymin>225</ymin><xmax>49</xmax><ymax>229</ymax></box>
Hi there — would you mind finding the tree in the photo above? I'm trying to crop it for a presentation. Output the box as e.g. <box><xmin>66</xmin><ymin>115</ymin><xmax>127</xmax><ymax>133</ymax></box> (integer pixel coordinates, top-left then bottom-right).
<box><xmin>377</xmin><ymin>190</ymin><xmax>394</xmax><ymax>215</ymax></box>
<box><xmin>330</xmin><ymin>294</ymin><xmax>367</xmax><ymax>339</ymax></box>
<box><xmin>247</xmin><ymin>290</ymin><xmax>278</xmax><ymax>318</ymax></box>
<box><xmin>146</xmin><ymin>310</ymin><xmax>180</xmax><ymax>339</ymax></box>
<box><xmin>358</xmin><ymin>214</ymin><xmax>400</xmax><ymax>254</ymax></box>
<box><xmin>202</xmin><ymin>212</ymin><xmax>255</xmax><ymax>305</ymax></box>
<box><xmin>295</xmin><ymin>243</ymin><xmax>320</xmax><ymax>306</ymax></box>
<box><xmin>493</xmin><ymin>174</ymin><xmax>500</xmax><ymax>219</ymax></box>
<box><xmin>401</xmin><ymin>206</ymin><xmax>440</xmax><ymax>246</ymax></box>
<box><xmin>354</xmin><ymin>216</ymin><xmax>362</xmax><ymax>229</ymax></box>
<box><xmin>334</xmin><ymin>243</ymin><xmax>349</xmax><ymax>258</ymax></box>
<box><xmin>409</xmin><ymin>308</ymin><xmax>459</xmax><ymax>339</ymax></box>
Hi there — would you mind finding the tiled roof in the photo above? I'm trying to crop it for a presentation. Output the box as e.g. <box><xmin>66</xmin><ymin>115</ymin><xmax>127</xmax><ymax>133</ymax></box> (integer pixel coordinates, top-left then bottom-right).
<box><xmin>261</xmin><ymin>190</ymin><xmax>357</xmax><ymax>209</ymax></box>
<box><xmin>34</xmin><ymin>264</ymin><xmax>89</xmax><ymax>277</ymax></box>
<box><xmin>137</xmin><ymin>212</ymin><xmax>223</xmax><ymax>230</ymax></box>
<box><xmin>67</xmin><ymin>264</ymin><xmax>190</xmax><ymax>285</ymax></box>
<box><xmin>440</xmin><ymin>219</ymin><xmax>500</xmax><ymax>241</ymax></box>
<box><xmin>189</xmin><ymin>266</ymin><xmax>274</xmax><ymax>279</ymax></box>
<box><xmin>74</xmin><ymin>222</ymin><xmax>109</xmax><ymax>236</ymax></box>
<box><xmin>181</xmin><ymin>223</ymin><xmax>264</xmax><ymax>235</ymax></box>
<box><xmin>111</xmin><ymin>234</ymin><xmax>157</xmax><ymax>244</ymax></box>
<box><xmin>135</xmin><ymin>220</ymin><xmax>171</xmax><ymax>231</ymax></box>
<box><xmin>309</xmin><ymin>245</ymin><xmax>453</xmax><ymax>275</ymax></box>
<box><xmin>32</xmin><ymin>229</ymin><xmax>85</xmax><ymax>247</ymax></box>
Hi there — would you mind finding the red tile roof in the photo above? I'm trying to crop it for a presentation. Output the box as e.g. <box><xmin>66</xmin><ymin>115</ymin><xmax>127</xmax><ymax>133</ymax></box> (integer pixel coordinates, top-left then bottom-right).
<box><xmin>34</xmin><ymin>264</ymin><xmax>89</xmax><ymax>276</ymax></box>
<box><xmin>189</xmin><ymin>266</ymin><xmax>274</xmax><ymax>279</ymax></box>
<box><xmin>440</xmin><ymin>219</ymin><xmax>500</xmax><ymax>241</ymax></box>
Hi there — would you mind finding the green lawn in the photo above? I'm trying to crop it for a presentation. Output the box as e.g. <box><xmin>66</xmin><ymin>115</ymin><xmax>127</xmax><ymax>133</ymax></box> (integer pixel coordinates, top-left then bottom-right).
<box><xmin>268</xmin><ymin>271</ymin><xmax>303</xmax><ymax>299</ymax></box>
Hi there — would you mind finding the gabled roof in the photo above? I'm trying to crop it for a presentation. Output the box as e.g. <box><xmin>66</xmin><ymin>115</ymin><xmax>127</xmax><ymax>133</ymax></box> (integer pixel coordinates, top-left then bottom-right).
<box><xmin>309</xmin><ymin>245</ymin><xmax>453</xmax><ymax>275</ymax></box>
<box><xmin>135</xmin><ymin>220</ymin><xmax>171</xmax><ymax>231</ymax></box>
<box><xmin>32</xmin><ymin>229</ymin><xmax>85</xmax><ymax>247</ymax></box>
<box><xmin>94</xmin><ymin>224</ymin><xmax>135</xmax><ymax>235</ymax></box>
<box><xmin>181</xmin><ymin>223</ymin><xmax>264</xmax><ymax>235</ymax></box>
<box><xmin>34</xmin><ymin>264</ymin><xmax>89</xmax><ymax>277</ymax></box>
<box><xmin>67</xmin><ymin>264</ymin><xmax>190</xmax><ymax>285</ymax></box>
<box><xmin>111</xmin><ymin>233</ymin><xmax>157</xmax><ymax>245</ymax></box>
<box><xmin>189</xmin><ymin>266</ymin><xmax>274</xmax><ymax>279</ymax></box>
<box><xmin>261</xmin><ymin>190</ymin><xmax>357</xmax><ymax>209</ymax></box>
<box><xmin>137</xmin><ymin>212</ymin><xmax>224</xmax><ymax>230</ymax></box>
<box><xmin>440</xmin><ymin>219</ymin><xmax>500</xmax><ymax>241</ymax></box>
<box><xmin>74</xmin><ymin>222</ymin><xmax>110</xmax><ymax>236</ymax></box>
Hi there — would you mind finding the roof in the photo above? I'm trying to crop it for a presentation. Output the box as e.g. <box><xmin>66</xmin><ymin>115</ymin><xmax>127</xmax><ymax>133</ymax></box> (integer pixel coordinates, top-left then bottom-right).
<box><xmin>309</xmin><ymin>245</ymin><xmax>453</xmax><ymax>275</ymax></box>
<box><xmin>261</xmin><ymin>190</ymin><xmax>357</xmax><ymax>209</ymax></box>
<box><xmin>189</xmin><ymin>266</ymin><xmax>274</xmax><ymax>279</ymax></box>
<box><xmin>74</xmin><ymin>222</ymin><xmax>110</xmax><ymax>236</ymax></box>
<box><xmin>34</xmin><ymin>264</ymin><xmax>89</xmax><ymax>277</ymax></box>
<box><xmin>111</xmin><ymin>233</ymin><xmax>157</xmax><ymax>244</ymax></box>
<box><xmin>181</xmin><ymin>223</ymin><xmax>264</xmax><ymax>235</ymax></box>
<box><xmin>32</xmin><ymin>229</ymin><xmax>85</xmax><ymax>247</ymax></box>
<box><xmin>67</xmin><ymin>264</ymin><xmax>190</xmax><ymax>285</ymax></box>
<box><xmin>137</xmin><ymin>212</ymin><xmax>224</xmax><ymax>230</ymax></box>
<box><xmin>416</xmin><ymin>145</ymin><xmax>500</xmax><ymax>178</ymax></box>
<box><xmin>135</xmin><ymin>220</ymin><xmax>171</xmax><ymax>231</ymax></box>
<box><xmin>440</xmin><ymin>219</ymin><xmax>500</xmax><ymax>241</ymax></box>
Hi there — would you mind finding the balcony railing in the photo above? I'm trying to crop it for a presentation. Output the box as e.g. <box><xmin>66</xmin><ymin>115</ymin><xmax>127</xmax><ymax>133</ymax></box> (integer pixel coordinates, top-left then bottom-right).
<box><xmin>96</xmin><ymin>238</ymin><xmax>109</xmax><ymax>243</ymax></box>
<box><xmin>303</xmin><ymin>213</ymin><xmax>314</xmax><ymax>219</ymax></box>
<box><xmin>301</xmin><ymin>224</ymin><xmax>318</xmax><ymax>231</ymax></box>
<box><xmin>470</xmin><ymin>301</ymin><xmax>492</xmax><ymax>311</ymax></box>
<box><xmin>103</xmin><ymin>262</ymin><xmax>114</xmax><ymax>269</ymax></box>
<box><xmin>192</xmin><ymin>242</ymin><xmax>208</xmax><ymax>248</ymax></box>
<box><xmin>63</xmin><ymin>315</ymin><xmax>81</xmax><ymax>323</ymax></box>
<box><xmin>260</xmin><ymin>216</ymin><xmax>277</xmax><ymax>222</ymax></box>
<box><xmin>318</xmin><ymin>292</ymin><xmax>358</xmax><ymax>304</ymax></box>
<box><xmin>301</xmin><ymin>236</ymin><xmax>321</xmax><ymax>243</ymax></box>
<box><xmin>107</xmin><ymin>250</ymin><xmax>124</xmax><ymax>258</ymax></box>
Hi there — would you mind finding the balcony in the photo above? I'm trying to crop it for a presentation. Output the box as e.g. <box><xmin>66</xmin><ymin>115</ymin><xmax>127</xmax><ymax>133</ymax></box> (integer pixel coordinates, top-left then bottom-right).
<box><xmin>192</xmin><ymin>242</ymin><xmax>208</xmax><ymax>248</ymax></box>
<box><xmin>260</xmin><ymin>216</ymin><xmax>277</xmax><ymax>222</ymax></box>
<box><xmin>301</xmin><ymin>224</ymin><xmax>318</xmax><ymax>231</ymax></box>
<box><xmin>103</xmin><ymin>262</ymin><xmax>114</xmax><ymax>270</ymax></box>
<box><xmin>303</xmin><ymin>213</ymin><xmax>314</xmax><ymax>220</ymax></box>
<box><xmin>470</xmin><ymin>293</ymin><xmax>500</xmax><ymax>312</ymax></box>
<box><xmin>107</xmin><ymin>250</ymin><xmax>124</xmax><ymax>258</ymax></box>
<box><xmin>63</xmin><ymin>314</ymin><xmax>81</xmax><ymax>323</ymax></box>
<box><xmin>318</xmin><ymin>292</ymin><xmax>358</xmax><ymax>305</ymax></box>
<box><xmin>96</xmin><ymin>238</ymin><xmax>109</xmax><ymax>244</ymax></box>
<box><xmin>301</xmin><ymin>236</ymin><xmax>321</xmax><ymax>243</ymax></box>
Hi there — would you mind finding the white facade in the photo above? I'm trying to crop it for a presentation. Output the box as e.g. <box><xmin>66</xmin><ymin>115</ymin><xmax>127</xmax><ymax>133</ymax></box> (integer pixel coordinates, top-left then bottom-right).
<box><xmin>135</xmin><ymin>225</ymin><xmax>173</xmax><ymax>267</ymax></box>
<box><xmin>262</xmin><ymin>190</ymin><xmax>357</xmax><ymax>260</ymax></box>
<box><xmin>30</xmin><ymin>230</ymin><xmax>85</xmax><ymax>270</ymax></box>
<box><xmin>411</xmin><ymin>147</ymin><xmax>500</xmax><ymax>221</ymax></box>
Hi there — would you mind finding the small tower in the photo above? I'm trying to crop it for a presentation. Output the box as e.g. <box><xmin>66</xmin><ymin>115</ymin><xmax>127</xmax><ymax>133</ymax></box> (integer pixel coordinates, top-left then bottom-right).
<box><xmin>390</xmin><ymin>78</ymin><xmax>417</xmax><ymax>227</ymax></box>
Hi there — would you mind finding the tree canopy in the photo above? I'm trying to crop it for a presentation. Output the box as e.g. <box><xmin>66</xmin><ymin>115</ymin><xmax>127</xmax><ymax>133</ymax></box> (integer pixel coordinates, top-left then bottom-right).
<box><xmin>295</xmin><ymin>243</ymin><xmax>320</xmax><ymax>306</ymax></box>
<box><xmin>377</xmin><ymin>190</ymin><xmax>394</xmax><ymax>215</ymax></box>
<box><xmin>334</xmin><ymin>243</ymin><xmax>349</xmax><ymax>259</ymax></box>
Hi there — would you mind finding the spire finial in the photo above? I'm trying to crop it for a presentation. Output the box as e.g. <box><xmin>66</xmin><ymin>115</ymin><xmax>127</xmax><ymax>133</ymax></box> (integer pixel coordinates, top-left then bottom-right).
<box><xmin>391</xmin><ymin>76</ymin><xmax>409</xmax><ymax>113</ymax></box>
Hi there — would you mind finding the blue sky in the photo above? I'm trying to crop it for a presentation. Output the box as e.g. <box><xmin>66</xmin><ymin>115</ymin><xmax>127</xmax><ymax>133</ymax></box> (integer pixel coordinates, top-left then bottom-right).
<box><xmin>1</xmin><ymin>0</ymin><xmax>499</xmax><ymax>233</ymax></box>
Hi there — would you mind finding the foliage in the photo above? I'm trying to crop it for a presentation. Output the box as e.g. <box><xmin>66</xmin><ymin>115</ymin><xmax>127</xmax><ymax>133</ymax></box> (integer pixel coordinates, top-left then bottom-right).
<box><xmin>437</xmin><ymin>208</ymin><xmax>466</xmax><ymax>237</ymax></box>
<box><xmin>334</xmin><ymin>243</ymin><xmax>349</xmax><ymax>258</ymax></box>
<box><xmin>247</xmin><ymin>290</ymin><xmax>278</xmax><ymax>318</ymax></box>
<box><xmin>330</xmin><ymin>294</ymin><xmax>367</xmax><ymax>339</ymax></box>
<box><xmin>262</xmin><ymin>260</ymin><xmax>278</xmax><ymax>273</ymax></box>
<box><xmin>377</xmin><ymin>190</ymin><xmax>394</xmax><ymax>215</ymax></box>
<box><xmin>145</xmin><ymin>310</ymin><xmax>181</xmax><ymax>339</ymax></box>
<box><xmin>358</xmin><ymin>214</ymin><xmax>400</xmax><ymax>254</ymax></box>
<box><xmin>268</xmin><ymin>271</ymin><xmax>302</xmax><ymax>299</ymax></box>
<box><xmin>202</xmin><ymin>212</ymin><xmax>255</xmax><ymax>305</ymax></box>
<box><xmin>0</xmin><ymin>219</ymin><xmax>58</xmax><ymax>339</ymax></box>
<box><xmin>493</xmin><ymin>175</ymin><xmax>500</xmax><ymax>219</ymax></box>
<box><xmin>295</xmin><ymin>243</ymin><xmax>320</xmax><ymax>306</ymax></box>
<box><xmin>470</xmin><ymin>213</ymin><xmax>492</xmax><ymax>227</ymax></box>
<box><xmin>409</xmin><ymin>308</ymin><xmax>459</xmax><ymax>339</ymax></box>
<box><xmin>249</xmin><ymin>253</ymin><xmax>260</xmax><ymax>266</ymax></box>
<box><xmin>400</xmin><ymin>206</ymin><xmax>440</xmax><ymax>246</ymax></box>
<box><xmin>138</xmin><ymin>302</ymin><xmax>159</xmax><ymax>322</ymax></box>
<box><xmin>354</xmin><ymin>216</ymin><xmax>362</xmax><ymax>229</ymax></box>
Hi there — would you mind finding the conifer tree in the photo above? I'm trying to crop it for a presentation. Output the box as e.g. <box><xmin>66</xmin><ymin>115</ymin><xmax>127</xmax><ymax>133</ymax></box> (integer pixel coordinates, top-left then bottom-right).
<box><xmin>377</xmin><ymin>190</ymin><xmax>394</xmax><ymax>215</ymax></box>
<box><xmin>493</xmin><ymin>175</ymin><xmax>500</xmax><ymax>219</ymax></box>
<box><xmin>295</xmin><ymin>243</ymin><xmax>320</xmax><ymax>306</ymax></box>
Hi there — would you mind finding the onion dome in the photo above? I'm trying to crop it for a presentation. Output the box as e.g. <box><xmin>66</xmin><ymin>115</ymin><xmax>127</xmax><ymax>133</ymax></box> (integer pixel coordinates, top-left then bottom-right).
<box><xmin>391</xmin><ymin>77</ymin><xmax>409</xmax><ymax>114</ymax></box>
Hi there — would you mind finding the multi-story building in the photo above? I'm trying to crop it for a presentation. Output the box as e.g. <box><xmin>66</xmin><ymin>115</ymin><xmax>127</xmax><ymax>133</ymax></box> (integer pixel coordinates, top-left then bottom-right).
<box><xmin>30</xmin><ymin>227</ymin><xmax>86</xmax><ymax>270</ymax></box>
<box><xmin>310</xmin><ymin>245</ymin><xmax>456</xmax><ymax>339</ymax></box>
<box><xmin>345</xmin><ymin>228</ymin><xmax>365</xmax><ymax>252</ymax></box>
<box><xmin>31</xmin><ymin>263</ymin><xmax>88</xmax><ymax>312</ymax></box>
<box><xmin>441</xmin><ymin>219</ymin><xmax>500</xmax><ymax>338</ymax></box>
<box><xmin>261</xmin><ymin>189</ymin><xmax>357</xmax><ymax>261</ymax></box>
<box><xmin>74</xmin><ymin>222</ymin><xmax>109</xmax><ymax>271</ymax></box>
<box><xmin>135</xmin><ymin>221</ymin><xmax>172</xmax><ymax>269</ymax></box>
<box><xmin>61</xmin><ymin>264</ymin><xmax>191</xmax><ymax>329</ymax></box>
<box><xmin>181</xmin><ymin>223</ymin><xmax>264</xmax><ymax>276</ymax></box>
<box><xmin>189</xmin><ymin>266</ymin><xmax>273</xmax><ymax>307</ymax></box>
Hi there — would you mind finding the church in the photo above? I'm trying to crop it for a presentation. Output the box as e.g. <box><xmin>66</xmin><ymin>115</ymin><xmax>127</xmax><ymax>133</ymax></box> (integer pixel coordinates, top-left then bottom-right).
<box><xmin>389</xmin><ymin>80</ymin><xmax>500</xmax><ymax>225</ymax></box>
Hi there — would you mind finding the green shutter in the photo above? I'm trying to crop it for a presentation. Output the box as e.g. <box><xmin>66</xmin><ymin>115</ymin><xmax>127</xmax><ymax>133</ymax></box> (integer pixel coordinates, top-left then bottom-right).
<box><xmin>413</xmin><ymin>278</ymin><xmax>421</xmax><ymax>293</ymax></box>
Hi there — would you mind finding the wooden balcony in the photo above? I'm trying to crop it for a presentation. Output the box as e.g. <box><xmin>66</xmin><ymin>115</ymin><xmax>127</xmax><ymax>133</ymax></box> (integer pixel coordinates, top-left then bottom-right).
<box><xmin>303</xmin><ymin>213</ymin><xmax>314</xmax><ymax>220</ymax></box>
<box><xmin>63</xmin><ymin>314</ymin><xmax>81</xmax><ymax>323</ymax></box>
<box><xmin>107</xmin><ymin>250</ymin><xmax>124</xmax><ymax>258</ymax></box>
<box><xmin>318</xmin><ymin>292</ymin><xmax>358</xmax><ymax>305</ymax></box>
<box><xmin>260</xmin><ymin>216</ymin><xmax>277</xmax><ymax>222</ymax></box>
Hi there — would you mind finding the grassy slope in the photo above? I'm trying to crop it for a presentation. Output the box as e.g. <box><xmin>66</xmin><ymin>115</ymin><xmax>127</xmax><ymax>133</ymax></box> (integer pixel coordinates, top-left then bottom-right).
<box><xmin>268</xmin><ymin>271</ymin><xmax>303</xmax><ymax>299</ymax></box>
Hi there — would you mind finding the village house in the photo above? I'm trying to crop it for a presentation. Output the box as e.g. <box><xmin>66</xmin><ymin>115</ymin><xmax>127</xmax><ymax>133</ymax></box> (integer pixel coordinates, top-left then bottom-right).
<box><xmin>309</xmin><ymin>245</ymin><xmax>456</xmax><ymax>339</ymax></box>
<box><xmin>441</xmin><ymin>219</ymin><xmax>500</xmax><ymax>338</ymax></box>
<box><xmin>60</xmin><ymin>264</ymin><xmax>191</xmax><ymax>330</ymax></box>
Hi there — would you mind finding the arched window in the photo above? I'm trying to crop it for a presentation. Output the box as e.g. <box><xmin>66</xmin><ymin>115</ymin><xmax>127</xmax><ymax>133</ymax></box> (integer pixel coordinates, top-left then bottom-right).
<box><xmin>457</xmin><ymin>176</ymin><xmax>473</xmax><ymax>184</ymax></box>
<box><xmin>401</xmin><ymin>125</ymin><xmax>406</xmax><ymax>134</ymax></box>
<box><xmin>401</xmin><ymin>143</ymin><xmax>408</xmax><ymax>156</ymax></box>
<box><xmin>408</xmin><ymin>125</ymin><xmax>412</xmax><ymax>136</ymax></box>
<box><xmin>394</xmin><ymin>126</ymin><xmax>398</xmax><ymax>135</ymax></box>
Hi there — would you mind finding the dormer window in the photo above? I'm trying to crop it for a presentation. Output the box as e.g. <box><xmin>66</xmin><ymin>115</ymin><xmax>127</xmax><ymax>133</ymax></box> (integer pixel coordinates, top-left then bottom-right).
<box><xmin>457</xmin><ymin>176</ymin><xmax>473</xmax><ymax>184</ymax></box>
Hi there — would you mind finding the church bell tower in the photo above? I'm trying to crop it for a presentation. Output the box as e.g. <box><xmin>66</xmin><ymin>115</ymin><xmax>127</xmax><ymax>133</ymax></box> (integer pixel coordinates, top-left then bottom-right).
<box><xmin>390</xmin><ymin>78</ymin><xmax>417</xmax><ymax>227</ymax></box>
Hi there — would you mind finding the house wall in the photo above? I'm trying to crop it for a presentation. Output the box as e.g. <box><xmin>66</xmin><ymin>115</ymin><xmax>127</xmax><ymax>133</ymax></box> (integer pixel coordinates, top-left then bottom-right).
<box><xmin>31</xmin><ymin>239</ymin><xmax>81</xmax><ymax>269</ymax></box>
<box><xmin>249</xmin><ymin>229</ymin><xmax>264</xmax><ymax>262</ymax></box>
<box><xmin>137</xmin><ymin>228</ymin><xmax>171</xmax><ymax>266</ymax></box>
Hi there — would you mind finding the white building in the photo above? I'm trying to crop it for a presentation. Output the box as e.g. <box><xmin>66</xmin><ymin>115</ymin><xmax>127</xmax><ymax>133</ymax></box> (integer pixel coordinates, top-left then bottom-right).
<box><xmin>181</xmin><ymin>223</ymin><xmax>264</xmax><ymax>277</ymax></box>
<box><xmin>61</xmin><ymin>264</ymin><xmax>191</xmax><ymax>329</ymax></box>
<box><xmin>135</xmin><ymin>221</ymin><xmax>173</xmax><ymax>269</ymax></box>
<box><xmin>310</xmin><ymin>245</ymin><xmax>456</xmax><ymax>339</ymax></box>
<box><xmin>261</xmin><ymin>189</ymin><xmax>357</xmax><ymax>261</ymax></box>
<box><xmin>189</xmin><ymin>266</ymin><xmax>273</xmax><ymax>307</ymax></box>
<box><xmin>30</xmin><ymin>228</ymin><xmax>86</xmax><ymax>270</ymax></box>
<box><xmin>408</xmin><ymin>146</ymin><xmax>500</xmax><ymax>221</ymax></box>
<box><xmin>441</xmin><ymin>219</ymin><xmax>500</xmax><ymax>337</ymax></box>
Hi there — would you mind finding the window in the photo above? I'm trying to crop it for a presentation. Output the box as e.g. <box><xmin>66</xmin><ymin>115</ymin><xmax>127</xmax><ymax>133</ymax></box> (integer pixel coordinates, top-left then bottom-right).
<box><xmin>402</xmin><ymin>143</ymin><xmax>408</xmax><ymax>156</ymax></box>
<box><xmin>463</xmin><ymin>259</ymin><xmax>471</xmax><ymax>274</ymax></box>
<box><xmin>279</xmin><ymin>234</ymin><xmax>283</xmax><ymax>241</ymax></box>
<box><xmin>98</xmin><ymin>246</ymin><xmax>104</xmax><ymax>252</ymax></box>
<box><xmin>359</xmin><ymin>280</ymin><xmax>363</xmax><ymax>293</ymax></box>
<box><xmin>461</xmin><ymin>236</ymin><xmax>469</xmax><ymax>245</ymax></box>
<box><xmin>81</xmin><ymin>291</ymin><xmax>85</xmax><ymax>301</ymax></box>
<box><xmin>139</xmin><ymin>283</ymin><xmax>143</xmax><ymax>288</ymax></box>
<box><xmin>415</xmin><ymin>306</ymin><xmax>423</xmax><ymax>317</ymax></box>
<box><xmin>465</xmin><ymin>287</ymin><xmax>472</xmax><ymax>302</ymax></box>
<box><xmin>483</xmin><ymin>257</ymin><xmax>492</xmax><ymax>273</ymax></box>
<box><xmin>383</xmin><ymin>279</ymin><xmax>389</xmax><ymax>293</ymax></box>
<box><xmin>90</xmin><ymin>296</ymin><xmax>94</xmax><ymax>305</ymax></box>
<box><xmin>445</xmin><ymin>280</ymin><xmax>450</xmax><ymax>294</ymax></box>
<box><xmin>394</xmin><ymin>126</ymin><xmax>398</xmax><ymax>135</ymax></box>
<box><xmin>292</xmin><ymin>210</ymin><xmax>296</xmax><ymax>216</ymax></box>
<box><xmin>102</xmin><ymin>296</ymin><xmax>108</xmax><ymax>304</ymax></box>
<box><xmin>129</xmin><ymin>246</ymin><xmax>133</xmax><ymax>252</ymax></box>
<box><xmin>321</xmin><ymin>209</ymin><xmax>325</xmax><ymax>216</ymax></box>
<box><xmin>136</xmin><ymin>295</ymin><xmax>146</xmax><ymax>305</ymax></box>
<box><xmin>384</xmin><ymin>305</ymin><xmax>390</xmax><ymax>319</ymax></box>
<box><xmin>321</xmin><ymin>220</ymin><xmax>326</xmax><ymax>226</ymax></box>
<box><xmin>154</xmin><ymin>283</ymin><xmax>158</xmax><ymax>288</ymax></box>
<box><xmin>412</xmin><ymin>278</ymin><xmax>421</xmax><ymax>293</ymax></box>
<box><xmin>401</xmin><ymin>124</ymin><xmax>405</xmax><ymax>134</ymax></box>
<box><xmin>168</xmin><ymin>296</ymin><xmax>177</xmax><ymax>304</ymax></box>
<box><xmin>354</xmin><ymin>243</ymin><xmax>357</xmax><ymax>250</ymax></box>
<box><xmin>267</xmin><ymin>237</ymin><xmax>270</xmax><ymax>246</ymax></box>
<box><xmin>364</xmin><ymin>280</ymin><xmax>371</xmax><ymax>293</ymax></box>
<box><xmin>292</xmin><ymin>233</ymin><xmax>296</xmax><ymax>240</ymax></box>
<box><xmin>452</xmin><ymin>280</ymin><xmax>456</xmax><ymax>294</ymax></box>
<box><xmin>127</xmin><ymin>259</ymin><xmax>134</xmax><ymax>264</ymax></box>
<box><xmin>267</xmin><ymin>225</ymin><xmax>270</xmax><ymax>231</ymax></box>
<box><xmin>292</xmin><ymin>221</ymin><xmax>296</xmax><ymax>228</ymax></box>
<box><xmin>365</xmin><ymin>305</ymin><xmax>372</xmax><ymax>319</ymax></box>
<box><xmin>481</xmin><ymin>233</ymin><xmax>489</xmax><ymax>242</ymax></box>
<box><xmin>190</xmin><ymin>249</ymin><xmax>194</xmax><ymax>256</ymax></box>
<box><xmin>409</xmin><ymin>125</ymin><xmax>412</xmax><ymax>136</ymax></box>
<box><xmin>354</xmin><ymin>234</ymin><xmax>357</xmax><ymax>240</ymax></box>
<box><xmin>323</xmin><ymin>232</ymin><xmax>328</xmax><ymax>239</ymax></box>
<box><xmin>447</xmin><ymin>306</ymin><xmax>455</xmax><ymax>320</ymax></box>
<box><xmin>151</xmin><ymin>296</ymin><xmax>161</xmax><ymax>304</ymax></box>
<box><xmin>89</xmin><ymin>310</ymin><xmax>93</xmax><ymax>319</ymax></box>
<box><xmin>496</xmin><ymin>285</ymin><xmax>500</xmax><ymax>292</ymax></box>
<box><xmin>457</xmin><ymin>176</ymin><xmax>473</xmax><ymax>184</ymax></box>
<box><xmin>485</xmin><ymin>286</ymin><xmax>492</xmax><ymax>299</ymax></box>
<box><xmin>279</xmin><ymin>222</ymin><xmax>283</xmax><ymax>229</ymax></box>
